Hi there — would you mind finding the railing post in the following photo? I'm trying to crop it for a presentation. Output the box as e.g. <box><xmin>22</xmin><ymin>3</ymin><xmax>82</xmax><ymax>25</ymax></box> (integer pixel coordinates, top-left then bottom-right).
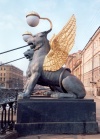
<box><xmin>14</xmin><ymin>89</ymin><xmax>18</xmax><ymax>114</ymax></box>
<box><xmin>7</xmin><ymin>102</ymin><xmax>14</xmax><ymax>131</ymax></box>
<box><xmin>0</xmin><ymin>103</ymin><xmax>7</xmax><ymax>134</ymax></box>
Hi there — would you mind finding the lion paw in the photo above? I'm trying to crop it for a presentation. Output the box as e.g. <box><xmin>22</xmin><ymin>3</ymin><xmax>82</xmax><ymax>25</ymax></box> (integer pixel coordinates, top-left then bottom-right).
<box><xmin>44</xmin><ymin>91</ymin><xmax>54</xmax><ymax>96</ymax></box>
<box><xmin>51</xmin><ymin>92</ymin><xmax>61</xmax><ymax>98</ymax></box>
<box><xmin>18</xmin><ymin>92</ymin><xmax>30</xmax><ymax>100</ymax></box>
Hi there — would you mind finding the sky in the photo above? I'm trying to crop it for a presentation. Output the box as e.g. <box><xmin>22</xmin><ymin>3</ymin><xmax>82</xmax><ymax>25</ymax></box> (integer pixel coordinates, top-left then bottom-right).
<box><xmin>0</xmin><ymin>0</ymin><xmax>100</xmax><ymax>75</ymax></box>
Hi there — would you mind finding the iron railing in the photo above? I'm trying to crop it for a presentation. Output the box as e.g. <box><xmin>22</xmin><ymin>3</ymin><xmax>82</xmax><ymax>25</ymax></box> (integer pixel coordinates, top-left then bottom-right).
<box><xmin>0</xmin><ymin>88</ymin><xmax>22</xmax><ymax>135</ymax></box>
<box><xmin>0</xmin><ymin>101</ymin><xmax>16</xmax><ymax>134</ymax></box>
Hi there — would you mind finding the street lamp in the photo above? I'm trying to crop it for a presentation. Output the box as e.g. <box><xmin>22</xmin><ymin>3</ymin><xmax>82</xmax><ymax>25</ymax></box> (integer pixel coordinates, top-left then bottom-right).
<box><xmin>26</xmin><ymin>11</ymin><xmax>53</xmax><ymax>30</ymax></box>
<box><xmin>22</xmin><ymin>31</ymin><xmax>33</xmax><ymax>42</ymax></box>
<box><xmin>22</xmin><ymin>11</ymin><xmax>40</xmax><ymax>42</ymax></box>
<box><xmin>26</xmin><ymin>11</ymin><xmax>40</xmax><ymax>27</ymax></box>
<box><xmin>22</xmin><ymin>11</ymin><xmax>53</xmax><ymax>44</ymax></box>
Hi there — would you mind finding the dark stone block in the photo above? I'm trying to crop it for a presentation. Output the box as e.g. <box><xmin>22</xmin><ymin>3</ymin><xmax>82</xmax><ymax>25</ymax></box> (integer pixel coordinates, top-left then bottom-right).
<box><xmin>16</xmin><ymin>122</ymin><xmax>98</xmax><ymax>136</ymax></box>
<box><xmin>15</xmin><ymin>98</ymin><xmax>98</xmax><ymax>136</ymax></box>
<box><xmin>17</xmin><ymin>98</ymin><xmax>96</xmax><ymax>123</ymax></box>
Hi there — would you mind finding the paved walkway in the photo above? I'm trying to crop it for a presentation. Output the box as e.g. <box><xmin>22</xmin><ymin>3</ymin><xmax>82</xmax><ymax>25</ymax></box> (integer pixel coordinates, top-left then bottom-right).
<box><xmin>16</xmin><ymin>95</ymin><xmax>100</xmax><ymax>139</ymax></box>
<box><xmin>17</xmin><ymin>134</ymin><xmax>100</xmax><ymax>139</ymax></box>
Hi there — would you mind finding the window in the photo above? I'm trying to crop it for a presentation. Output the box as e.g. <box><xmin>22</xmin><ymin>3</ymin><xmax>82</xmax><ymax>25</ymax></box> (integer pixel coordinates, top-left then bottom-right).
<box><xmin>94</xmin><ymin>42</ymin><xmax>96</xmax><ymax>48</ymax></box>
<box><xmin>99</xmin><ymin>54</ymin><xmax>100</xmax><ymax>67</ymax></box>
<box><xmin>99</xmin><ymin>38</ymin><xmax>100</xmax><ymax>46</ymax></box>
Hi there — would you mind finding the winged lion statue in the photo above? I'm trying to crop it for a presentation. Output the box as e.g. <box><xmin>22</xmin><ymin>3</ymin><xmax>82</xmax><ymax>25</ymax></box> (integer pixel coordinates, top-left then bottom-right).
<box><xmin>20</xmin><ymin>15</ymin><xmax>86</xmax><ymax>99</ymax></box>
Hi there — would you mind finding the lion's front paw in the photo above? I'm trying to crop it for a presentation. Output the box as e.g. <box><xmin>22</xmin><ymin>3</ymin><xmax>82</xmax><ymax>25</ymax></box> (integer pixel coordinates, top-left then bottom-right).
<box><xmin>51</xmin><ymin>92</ymin><xmax>61</xmax><ymax>98</ymax></box>
<box><xmin>18</xmin><ymin>94</ymin><xmax>24</xmax><ymax>100</ymax></box>
<box><xmin>44</xmin><ymin>91</ymin><xmax>54</xmax><ymax>96</ymax></box>
<box><xmin>18</xmin><ymin>92</ymin><xmax>30</xmax><ymax>100</ymax></box>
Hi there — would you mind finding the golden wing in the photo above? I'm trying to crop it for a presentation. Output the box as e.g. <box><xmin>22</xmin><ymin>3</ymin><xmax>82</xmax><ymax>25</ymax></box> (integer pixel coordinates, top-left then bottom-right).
<box><xmin>43</xmin><ymin>15</ymin><xmax>76</xmax><ymax>71</ymax></box>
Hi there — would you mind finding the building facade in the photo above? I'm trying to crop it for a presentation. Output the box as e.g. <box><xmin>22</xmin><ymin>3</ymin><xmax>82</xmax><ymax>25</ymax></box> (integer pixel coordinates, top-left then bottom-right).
<box><xmin>66</xmin><ymin>27</ymin><xmax>100</xmax><ymax>96</ymax></box>
<box><xmin>66</xmin><ymin>50</ymin><xmax>82</xmax><ymax>80</ymax></box>
<box><xmin>0</xmin><ymin>64</ymin><xmax>23</xmax><ymax>89</ymax></box>
<box><xmin>81</xmin><ymin>27</ymin><xmax>100</xmax><ymax>96</ymax></box>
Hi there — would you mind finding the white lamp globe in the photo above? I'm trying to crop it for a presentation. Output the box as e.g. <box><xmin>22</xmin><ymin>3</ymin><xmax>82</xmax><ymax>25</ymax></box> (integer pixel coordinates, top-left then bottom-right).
<box><xmin>22</xmin><ymin>31</ymin><xmax>32</xmax><ymax>42</ymax></box>
<box><xmin>26</xmin><ymin>11</ymin><xmax>40</xmax><ymax>27</ymax></box>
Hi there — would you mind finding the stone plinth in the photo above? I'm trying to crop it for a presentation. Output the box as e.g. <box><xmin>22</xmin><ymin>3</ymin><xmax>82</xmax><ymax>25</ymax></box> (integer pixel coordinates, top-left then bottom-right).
<box><xmin>15</xmin><ymin>98</ymin><xmax>98</xmax><ymax>136</ymax></box>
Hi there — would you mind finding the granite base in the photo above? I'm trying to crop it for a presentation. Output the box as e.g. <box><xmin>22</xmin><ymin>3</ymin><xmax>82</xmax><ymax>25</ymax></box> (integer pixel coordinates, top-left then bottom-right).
<box><xmin>15</xmin><ymin>98</ymin><xmax>98</xmax><ymax>136</ymax></box>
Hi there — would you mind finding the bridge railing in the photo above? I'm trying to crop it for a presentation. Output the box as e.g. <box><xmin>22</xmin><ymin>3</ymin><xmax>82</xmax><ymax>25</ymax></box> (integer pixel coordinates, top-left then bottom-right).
<box><xmin>0</xmin><ymin>88</ymin><xmax>23</xmax><ymax>135</ymax></box>
<box><xmin>0</xmin><ymin>100</ymin><xmax>16</xmax><ymax>134</ymax></box>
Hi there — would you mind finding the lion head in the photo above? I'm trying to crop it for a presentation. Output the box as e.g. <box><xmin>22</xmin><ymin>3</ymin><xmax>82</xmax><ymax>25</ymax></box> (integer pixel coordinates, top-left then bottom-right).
<box><xmin>24</xmin><ymin>49</ymin><xmax>34</xmax><ymax>61</ymax></box>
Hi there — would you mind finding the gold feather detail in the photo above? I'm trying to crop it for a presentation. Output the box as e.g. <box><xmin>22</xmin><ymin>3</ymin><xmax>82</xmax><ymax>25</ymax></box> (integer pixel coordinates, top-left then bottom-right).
<box><xmin>43</xmin><ymin>15</ymin><xmax>76</xmax><ymax>71</ymax></box>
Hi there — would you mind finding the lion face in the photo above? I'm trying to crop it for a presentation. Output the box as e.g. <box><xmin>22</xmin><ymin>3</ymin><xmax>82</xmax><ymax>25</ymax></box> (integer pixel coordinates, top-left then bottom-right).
<box><xmin>24</xmin><ymin>49</ymin><xmax>34</xmax><ymax>60</ymax></box>
<box><xmin>27</xmin><ymin>32</ymin><xmax>47</xmax><ymax>49</ymax></box>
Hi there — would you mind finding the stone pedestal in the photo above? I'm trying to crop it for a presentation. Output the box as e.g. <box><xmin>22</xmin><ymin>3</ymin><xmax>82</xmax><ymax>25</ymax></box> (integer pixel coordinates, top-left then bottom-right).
<box><xmin>15</xmin><ymin>98</ymin><xmax>98</xmax><ymax>136</ymax></box>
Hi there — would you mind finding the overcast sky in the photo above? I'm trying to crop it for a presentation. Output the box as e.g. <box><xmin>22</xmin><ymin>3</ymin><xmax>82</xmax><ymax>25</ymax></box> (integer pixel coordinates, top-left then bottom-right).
<box><xmin>0</xmin><ymin>0</ymin><xmax>100</xmax><ymax>75</ymax></box>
